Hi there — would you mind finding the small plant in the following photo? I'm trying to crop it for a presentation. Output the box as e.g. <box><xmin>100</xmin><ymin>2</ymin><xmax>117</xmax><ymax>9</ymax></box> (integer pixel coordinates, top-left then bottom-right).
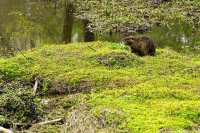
<box><xmin>94</xmin><ymin>52</ymin><xmax>143</xmax><ymax>68</ymax></box>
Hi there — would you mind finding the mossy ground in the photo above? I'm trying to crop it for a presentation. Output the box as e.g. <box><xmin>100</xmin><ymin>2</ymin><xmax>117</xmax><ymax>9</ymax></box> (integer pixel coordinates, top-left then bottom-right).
<box><xmin>0</xmin><ymin>41</ymin><xmax>199</xmax><ymax>133</ymax></box>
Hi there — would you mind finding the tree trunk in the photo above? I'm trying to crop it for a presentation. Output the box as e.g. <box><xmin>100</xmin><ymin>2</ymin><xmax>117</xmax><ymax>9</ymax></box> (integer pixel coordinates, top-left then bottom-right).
<box><xmin>62</xmin><ymin>0</ymin><xmax>74</xmax><ymax>44</ymax></box>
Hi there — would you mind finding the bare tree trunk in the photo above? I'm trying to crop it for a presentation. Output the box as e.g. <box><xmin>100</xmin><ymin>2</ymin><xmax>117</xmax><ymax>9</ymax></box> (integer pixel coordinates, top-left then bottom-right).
<box><xmin>62</xmin><ymin>0</ymin><xmax>74</xmax><ymax>44</ymax></box>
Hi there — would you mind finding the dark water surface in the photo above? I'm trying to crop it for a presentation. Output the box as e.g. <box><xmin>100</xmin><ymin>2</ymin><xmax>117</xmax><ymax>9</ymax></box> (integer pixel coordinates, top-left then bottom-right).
<box><xmin>0</xmin><ymin>0</ymin><xmax>200</xmax><ymax>57</ymax></box>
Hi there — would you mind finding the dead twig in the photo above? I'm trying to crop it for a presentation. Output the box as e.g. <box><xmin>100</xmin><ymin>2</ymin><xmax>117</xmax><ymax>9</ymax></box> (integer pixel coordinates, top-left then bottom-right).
<box><xmin>33</xmin><ymin>118</ymin><xmax>64</xmax><ymax>126</ymax></box>
<box><xmin>33</xmin><ymin>78</ymin><xmax>39</xmax><ymax>96</ymax></box>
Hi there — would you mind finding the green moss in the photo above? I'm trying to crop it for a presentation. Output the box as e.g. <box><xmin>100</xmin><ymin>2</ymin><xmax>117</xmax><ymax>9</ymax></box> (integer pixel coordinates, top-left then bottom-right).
<box><xmin>0</xmin><ymin>41</ymin><xmax>199</xmax><ymax>132</ymax></box>
<box><xmin>92</xmin><ymin>51</ymin><xmax>143</xmax><ymax>68</ymax></box>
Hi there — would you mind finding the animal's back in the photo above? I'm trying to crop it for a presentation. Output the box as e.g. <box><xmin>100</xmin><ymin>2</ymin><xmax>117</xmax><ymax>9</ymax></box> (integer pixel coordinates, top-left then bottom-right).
<box><xmin>140</xmin><ymin>36</ymin><xmax>156</xmax><ymax>56</ymax></box>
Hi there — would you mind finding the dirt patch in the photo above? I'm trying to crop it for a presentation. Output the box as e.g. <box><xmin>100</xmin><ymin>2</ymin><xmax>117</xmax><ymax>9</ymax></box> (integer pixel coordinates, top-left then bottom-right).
<box><xmin>47</xmin><ymin>79</ymin><xmax>94</xmax><ymax>95</ymax></box>
<box><xmin>184</xmin><ymin>125</ymin><xmax>200</xmax><ymax>133</ymax></box>
<box><xmin>63</xmin><ymin>104</ymin><xmax>129</xmax><ymax>133</ymax></box>
<box><xmin>64</xmin><ymin>104</ymin><xmax>100</xmax><ymax>133</ymax></box>
<box><xmin>159</xmin><ymin>128</ymin><xmax>173</xmax><ymax>133</ymax></box>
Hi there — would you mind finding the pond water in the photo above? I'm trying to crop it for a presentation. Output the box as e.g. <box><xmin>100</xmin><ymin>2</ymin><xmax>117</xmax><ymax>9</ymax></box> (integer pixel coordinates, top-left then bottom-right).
<box><xmin>0</xmin><ymin>0</ymin><xmax>200</xmax><ymax>57</ymax></box>
<box><xmin>71</xmin><ymin>19</ymin><xmax>200</xmax><ymax>52</ymax></box>
<box><xmin>1</xmin><ymin>17</ymin><xmax>200</xmax><ymax>57</ymax></box>
<box><xmin>0</xmin><ymin>18</ymin><xmax>122</xmax><ymax>57</ymax></box>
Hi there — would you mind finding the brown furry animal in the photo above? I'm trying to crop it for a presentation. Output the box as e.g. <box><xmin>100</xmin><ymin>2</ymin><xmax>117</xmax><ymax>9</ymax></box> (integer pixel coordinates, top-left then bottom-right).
<box><xmin>122</xmin><ymin>36</ymin><xmax>156</xmax><ymax>56</ymax></box>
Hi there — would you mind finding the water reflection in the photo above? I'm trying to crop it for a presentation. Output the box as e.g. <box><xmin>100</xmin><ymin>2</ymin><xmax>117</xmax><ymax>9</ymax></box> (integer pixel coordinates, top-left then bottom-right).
<box><xmin>1</xmin><ymin>24</ymin><xmax>200</xmax><ymax>57</ymax></box>
<box><xmin>0</xmin><ymin>0</ymin><xmax>200</xmax><ymax>56</ymax></box>
<box><xmin>0</xmin><ymin>0</ymin><xmax>34</xmax><ymax>56</ymax></box>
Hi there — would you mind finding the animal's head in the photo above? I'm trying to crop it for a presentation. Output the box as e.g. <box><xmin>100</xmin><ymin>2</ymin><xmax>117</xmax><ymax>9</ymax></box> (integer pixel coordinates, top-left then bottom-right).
<box><xmin>121</xmin><ymin>36</ymin><xmax>137</xmax><ymax>46</ymax></box>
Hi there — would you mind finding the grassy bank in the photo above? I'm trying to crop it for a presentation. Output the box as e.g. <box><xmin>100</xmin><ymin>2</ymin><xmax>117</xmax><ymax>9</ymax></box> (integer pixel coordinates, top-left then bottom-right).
<box><xmin>0</xmin><ymin>41</ymin><xmax>199</xmax><ymax>133</ymax></box>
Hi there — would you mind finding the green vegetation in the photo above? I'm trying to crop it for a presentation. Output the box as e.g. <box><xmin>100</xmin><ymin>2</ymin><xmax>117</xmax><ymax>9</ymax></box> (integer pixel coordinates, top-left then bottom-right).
<box><xmin>0</xmin><ymin>89</ymin><xmax>42</xmax><ymax>127</ymax></box>
<box><xmin>0</xmin><ymin>41</ymin><xmax>199</xmax><ymax>132</ymax></box>
<box><xmin>75</xmin><ymin>0</ymin><xmax>200</xmax><ymax>32</ymax></box>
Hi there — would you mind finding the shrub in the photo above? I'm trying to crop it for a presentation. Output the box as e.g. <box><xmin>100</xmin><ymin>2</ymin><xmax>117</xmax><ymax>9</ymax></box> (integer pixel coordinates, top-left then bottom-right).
<box><xmin>0</xmin><ymin>88</ymin><xmax>42</xmax><ymax>127</ymax></box>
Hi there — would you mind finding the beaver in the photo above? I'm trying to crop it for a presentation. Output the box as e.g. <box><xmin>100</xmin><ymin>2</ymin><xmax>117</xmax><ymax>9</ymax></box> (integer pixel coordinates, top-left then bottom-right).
<box><xmin>82</xmin><ymin>19</ymin><xmax>95</xmax><ymax>42</ymax></box>
<box><xmin>122</xmin><ymin>36</ymin><xmax>156</xmax><ymax>56</ymax></box>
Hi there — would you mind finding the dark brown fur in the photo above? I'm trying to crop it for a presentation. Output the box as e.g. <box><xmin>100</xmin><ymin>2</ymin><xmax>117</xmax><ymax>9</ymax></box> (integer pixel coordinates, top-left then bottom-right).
<box><xmin>122</xmin><ymin>36</ymin><xmax>156</xmax><ymax>56</ymax></box>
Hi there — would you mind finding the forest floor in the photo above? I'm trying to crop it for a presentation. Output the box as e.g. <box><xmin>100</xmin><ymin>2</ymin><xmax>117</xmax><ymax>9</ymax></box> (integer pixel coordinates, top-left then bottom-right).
<box><xmin>0</xmin><ymin>41</ymin><xmax>200</xmax><ymax>133</ymax></box>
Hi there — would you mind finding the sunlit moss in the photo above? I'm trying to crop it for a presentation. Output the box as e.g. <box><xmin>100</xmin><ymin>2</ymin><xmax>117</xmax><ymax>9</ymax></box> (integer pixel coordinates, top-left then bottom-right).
<box><xmin>0</xmin><ymin>41</ymin><xmax>199</xmax><ymax>132</ymax></box>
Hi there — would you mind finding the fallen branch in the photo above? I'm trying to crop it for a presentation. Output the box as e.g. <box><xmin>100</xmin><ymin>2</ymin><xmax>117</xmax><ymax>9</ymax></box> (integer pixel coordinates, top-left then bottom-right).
<box><xmin>0</xmin><ymin>126</ymin><xmax>13</xmax><ymax>133</ymax></box>
<box><xmin>33</xmin><ymin>78</ymin><xmax>39</xmax><ymax>96</ymax></box>
<box><xmin>33</xmin><ymin>118</ymin><xmax>64</xmax><ymax>126</ymax></box>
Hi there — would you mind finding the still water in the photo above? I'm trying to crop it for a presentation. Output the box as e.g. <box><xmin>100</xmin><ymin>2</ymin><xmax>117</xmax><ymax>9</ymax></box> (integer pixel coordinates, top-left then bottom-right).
<box><xmin>0</xmin><ymin>0</ymin><xmax>199</xmax><ymax>57</ymax></box>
